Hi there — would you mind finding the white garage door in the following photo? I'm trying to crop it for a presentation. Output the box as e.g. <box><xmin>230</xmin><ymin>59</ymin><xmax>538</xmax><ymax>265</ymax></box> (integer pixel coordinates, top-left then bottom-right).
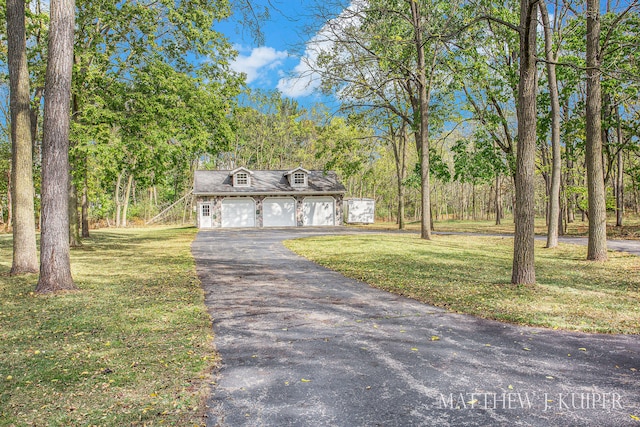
<box><xmin>303</xmin><ymin>197</ymin><xmax>335</xmax><ymax>226</ymax></box>
<box><xmin>221</xmin><ymin>198</ymin><xmax>256</xmax><ymax>228</ymax></box>
<box><xmin>263</xmin><ymin>197</ymin><xmax>296</xmax><ymax>227</ymax></box>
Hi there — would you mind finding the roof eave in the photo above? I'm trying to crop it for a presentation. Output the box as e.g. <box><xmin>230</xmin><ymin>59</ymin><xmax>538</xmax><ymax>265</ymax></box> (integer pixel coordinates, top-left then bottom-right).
<box><xmin>193</xmin><ymin>190</ymin><xmax>346</xmax><ymax>197</ymax></box>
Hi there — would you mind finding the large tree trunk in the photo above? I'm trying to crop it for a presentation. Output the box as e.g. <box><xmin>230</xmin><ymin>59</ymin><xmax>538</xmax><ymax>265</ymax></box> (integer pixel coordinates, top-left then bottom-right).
<box><xmin>512</xmin><ymin>0</ymin><xmax>538</xmax><ymax>285</ymax></box>
<box><xmin>36</xmin><ymin>0</ymin><xmax>76</xmax><ymax>293</ymax></box>
<box><xmin>585</xmin><ymin>0</ymin><xmax>608</xmax><ymax>261</ymax></box>
<box><xmin>7</xmin><ymin>0</ymin><xmax>38</xmax><ymax>275</ymax></box>
<box><xmin>540</xmin><ymin>0</ymin><xmax>562</xmax><ymax>248</ymax></box>
<box><xmin>410</xmin><ymin>0</ymin><xmax>432</xmax><ymax>240</ymax></box>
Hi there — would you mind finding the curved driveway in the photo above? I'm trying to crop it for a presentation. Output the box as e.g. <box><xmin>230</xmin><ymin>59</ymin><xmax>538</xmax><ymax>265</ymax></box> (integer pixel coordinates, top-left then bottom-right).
<box><xmin>192</xmin><ymin>228</ymin><xmax>639</xmax><ymax>427</ymax></box>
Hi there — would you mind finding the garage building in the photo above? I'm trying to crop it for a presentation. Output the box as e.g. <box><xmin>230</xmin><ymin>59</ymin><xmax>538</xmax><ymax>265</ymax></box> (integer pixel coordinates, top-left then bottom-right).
<box><xmin>194</xmin><ymin>167</ymin><xmax>346</xmax><ymax>228</ymax></box>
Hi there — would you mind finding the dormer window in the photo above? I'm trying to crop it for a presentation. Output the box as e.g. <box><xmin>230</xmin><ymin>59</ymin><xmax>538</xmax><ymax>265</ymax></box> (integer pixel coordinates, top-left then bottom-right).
<box><xmin>230</xmin><ymin>167</ymin><xmax>253</xmax><ymax>187</ymax></box>
<box><xmin>286</xmin><ymin>167</ymin><xmax>309</xmax><ymax>188</ymax></box>
<box><xmin>235</xmin><ymin>172</ymin><xmax>249</xmax><ymax>186</ymax></box>
<box><xmin>293</xmin><ymin>172</ymin><xmax>306</xmax><ymax>186</ymax></box>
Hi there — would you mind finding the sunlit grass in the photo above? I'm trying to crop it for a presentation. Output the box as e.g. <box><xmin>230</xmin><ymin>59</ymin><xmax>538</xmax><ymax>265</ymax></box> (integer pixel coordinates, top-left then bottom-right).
<box><xmin>359</xmin><ymin>214</ymin><xmax>640</xmax><ymax>239</ymax></box>
<box><xmin>0</xmin><ymin>227</ymin><xmax>214</xmax><ymax>426</ymax></box>
<box><xmin>285</xmin><ymin>233</ymin><xmax>640</xmax><ymax>334</ymax></box>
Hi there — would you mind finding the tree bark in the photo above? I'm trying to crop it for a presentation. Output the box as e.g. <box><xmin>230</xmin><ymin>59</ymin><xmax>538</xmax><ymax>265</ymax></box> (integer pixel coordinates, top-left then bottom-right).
<box><xmin>36</xmin><ymin>0</ymin><xmax>77</xmax><ymax>293</ymax></box>
<box><xmin>121</xmin><ymin>173</ymin><xmax>134</xmax><ymax>227</ymax></box>
<box><xmin>615</xmin><ymin>106</ymin><xmax>623</xmax><ymax>227</ymax></box>
<box><xmin>495</xmin><ymin>174</ymin><xmax>502</xmax><ymax>225</ymax></box>
<box><xmin>81</xmin><ymin>174</ymin><xmax>90</xmax><ymax>237</ymax></box>
<box><xmin>512</xmin><ymin>0</ymin><xmax>538</xmax><ymax>285</ymax></box>
<box><xmin>115</xmin><ymin>169</ymin><xmax>124</xmax><ymax>227</ymax></box>
<box><xmin>6</xmin><ymin>168</ymin><xmax>12</xmax><ymax>232</ymax></box>
<box><xmin>585</xmin><ymin>0</ymin><xmax>608</xmax><ymax>261</ymax></box>
<box><xmin>410</xmin><ymin>0</ymin><xmax>432</xmax><ymax>240</ymax></box>
<box><xmin>391</xmin><ymin>122</ymin><xmax>408</xmax><ymax>230</ymax></box>
<box><xmin>69</xmin><ymin>180</ymin><xmax>81</xmax><ymax>247</ymax></box>
<box><xmin>540</xmin><ymin>0</ymin><xmax>561</xmax><ymax>248</ymax></box>
<box><xmin>7</xmin><ymin>0</ymin><xmax>39</xmax><ymax>275</ymax></box>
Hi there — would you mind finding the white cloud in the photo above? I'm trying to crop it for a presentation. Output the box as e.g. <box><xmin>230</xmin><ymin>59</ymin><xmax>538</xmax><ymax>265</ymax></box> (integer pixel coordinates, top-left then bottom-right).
<box><xmin>277</xmin><ymin>1</ymin><xmax>365</xmax><ymax>99</ymax></box>
<box><xmin>230</xmin><ymin>46</ymin><xmax>289</xmax><ymax>84</ymax></box>
<box><xmin>276</xmin><ymin>37</ymin><xmax>327</xmax><ymax>98</ymax></box>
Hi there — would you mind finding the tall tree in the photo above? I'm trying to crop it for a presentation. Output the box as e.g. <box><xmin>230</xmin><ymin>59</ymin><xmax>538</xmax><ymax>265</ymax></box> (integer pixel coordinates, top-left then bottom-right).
<box><xmin>511</xmin><ymin>0</ymin><xmax>539</xmax><ymax>284</ymax></box>
<box><xmin>6</xmin><ymin>0</ymin><xmax>38</xmax><ymax>275</ymax></box>
<box><xmin>36</xmin><ymin>0</ymin><xmax>76</xmax><ymax>293</ymax></box>
<box><xmin>585</xmin><ymin>0</ymin><xmax>608</xmax><ymax>261</ymax></box>
<box><xmin>539</xmin><ymin>0</ymin><xmax>562</xmax><ymax>248</ymax></box>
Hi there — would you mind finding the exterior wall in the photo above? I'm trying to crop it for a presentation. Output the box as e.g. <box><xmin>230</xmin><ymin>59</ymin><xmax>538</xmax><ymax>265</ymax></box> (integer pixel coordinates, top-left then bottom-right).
<box><xmin>255</xmin><ymin>196</ymin><xmax>265</xmax><ymax>228</ymax></box>
<box><xmin>196</xmin><ymin>194</ymin><xmax>343</xmax><ymax>228</ymax></box>
<box><xmin>295</xmin><ymin>196</ymin><xmax>305</xmax><ymax>226</ymax></box>
<box><xmin>335</xmin><ymin>195</ymin><xmax>344</xmax><ymax>226</ymax></box>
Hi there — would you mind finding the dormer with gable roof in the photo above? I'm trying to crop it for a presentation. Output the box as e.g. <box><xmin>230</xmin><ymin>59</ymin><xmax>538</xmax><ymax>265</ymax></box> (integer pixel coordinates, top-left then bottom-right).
<box><xmin>285</xmin><ymin>167</ymin><xmax>309</xmax><ymax>188</ymax></box>
<box><xmin>230</xmin><ymin>167</ymin><xmax>253</xmax><ymax>188</ymax></box>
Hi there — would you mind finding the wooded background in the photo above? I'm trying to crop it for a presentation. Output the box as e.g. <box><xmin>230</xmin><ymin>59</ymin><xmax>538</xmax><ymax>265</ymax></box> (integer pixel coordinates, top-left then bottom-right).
<box><xmin>1</xmin><ymin>0</ymin><xmax>639</xmax><ymax>284</ymax></box>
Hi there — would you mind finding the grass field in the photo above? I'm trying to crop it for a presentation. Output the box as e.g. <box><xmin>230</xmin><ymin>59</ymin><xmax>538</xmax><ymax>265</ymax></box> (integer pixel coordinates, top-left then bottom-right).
<box><xmin>285</xmin><ymin>233</ymin><xmax>640</xmax><ymax>334</ymax></box>
<box><xmin>362</xmin><ymin>214</ymin><xmax>640</xmax><ymax>239</ymax></box>
<box><xmin>0</xmin><ymin>227</ymin><xmax>214</xmax><ymax>426</ymax></box>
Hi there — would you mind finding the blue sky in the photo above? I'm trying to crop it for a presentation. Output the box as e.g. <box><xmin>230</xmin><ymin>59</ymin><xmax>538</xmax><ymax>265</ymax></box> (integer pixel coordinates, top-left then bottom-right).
<box><xmin>214</xmin><ymin>1</ymin><xmax>343</xmax><ymax>107</ymax></box>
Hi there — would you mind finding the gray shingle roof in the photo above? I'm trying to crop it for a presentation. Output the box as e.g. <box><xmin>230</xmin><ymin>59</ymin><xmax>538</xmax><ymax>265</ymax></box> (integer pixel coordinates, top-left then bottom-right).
<box><xmin>193</xmin><ymin>170</ymin><xmax>346</xmax><ymax>196</ymax></box>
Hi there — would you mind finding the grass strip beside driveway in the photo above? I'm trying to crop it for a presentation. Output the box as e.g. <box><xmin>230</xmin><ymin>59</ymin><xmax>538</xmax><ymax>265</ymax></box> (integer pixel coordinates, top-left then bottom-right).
<box><xmin>0</xmin><ymin>227</ymin><xmax>214</xmax><ymax>426</ymax></box>
<box><xmin>285</xmin><ymin>233</ymin><xmax>640</xmax><ymax>334</ymax></box>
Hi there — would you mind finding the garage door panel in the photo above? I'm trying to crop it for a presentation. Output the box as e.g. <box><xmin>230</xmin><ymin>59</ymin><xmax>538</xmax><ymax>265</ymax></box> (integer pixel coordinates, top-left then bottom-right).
<box><xmin>303</xmin><ymin>197</ymin><xmax>335</xmax><ymax>226</ymax></box>
<box><xmin>221</xmin><ymin>198</ymin><xmax>256</xmax><ymax>228</ymax></box>
<box><xmin>263</xmin><ymin>197</ymin><xmax>296</xmax><ymax>227</ymax></box>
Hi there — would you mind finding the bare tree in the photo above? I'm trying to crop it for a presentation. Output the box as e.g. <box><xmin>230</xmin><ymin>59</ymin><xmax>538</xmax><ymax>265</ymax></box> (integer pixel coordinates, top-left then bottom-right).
<box><xmin>6</xmin><ymin>0</ymin><xmax>38</xmax><ymax>275</ymax></box>
<box><xmin>36</xmin><ymin>0</ymin><xmax>77</xmax><ymax>293</ymax></box>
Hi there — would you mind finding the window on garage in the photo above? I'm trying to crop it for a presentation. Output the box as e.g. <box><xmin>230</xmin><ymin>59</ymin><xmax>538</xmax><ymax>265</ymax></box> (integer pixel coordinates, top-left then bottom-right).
<box><xmin>234</xmin><ymin>172</ymin><xmax>250</xmax><ymax>187</ymax></box>
<box><xmin>292</xmin><ymin>172</ymin><xmax>306</xmax><ymax>187</ymax></box>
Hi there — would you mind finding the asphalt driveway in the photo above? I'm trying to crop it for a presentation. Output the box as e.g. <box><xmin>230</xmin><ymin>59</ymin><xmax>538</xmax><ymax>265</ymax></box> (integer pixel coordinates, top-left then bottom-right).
<box><xmin>192</xmin><ymin>228</ymin><xmax>639</xmax><ymax>427</ymax></box>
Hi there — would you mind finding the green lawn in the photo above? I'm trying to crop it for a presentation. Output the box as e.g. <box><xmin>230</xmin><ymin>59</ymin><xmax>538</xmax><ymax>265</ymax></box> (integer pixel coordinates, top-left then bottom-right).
<box><xmin>0</xmin><ymin>227</ymin><xmax>214</xmax><ymax>426</ymax></box>
<box><xmin>285</xmin><ymin>233</ymin><xmax>640</xmax><ymax>334</ymax></box>
<box><xmin>362</xmin><ymin>214</ymin><xmax>640</xmax><ymax>239</ymax></box>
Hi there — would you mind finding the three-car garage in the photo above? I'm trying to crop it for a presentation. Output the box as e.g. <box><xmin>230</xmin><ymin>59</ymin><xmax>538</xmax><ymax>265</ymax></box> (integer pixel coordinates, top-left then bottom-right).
<box><xmin>194</xmin><ymin>168</ymin><xmax>345</xmax><ymax>229</ymax></box>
